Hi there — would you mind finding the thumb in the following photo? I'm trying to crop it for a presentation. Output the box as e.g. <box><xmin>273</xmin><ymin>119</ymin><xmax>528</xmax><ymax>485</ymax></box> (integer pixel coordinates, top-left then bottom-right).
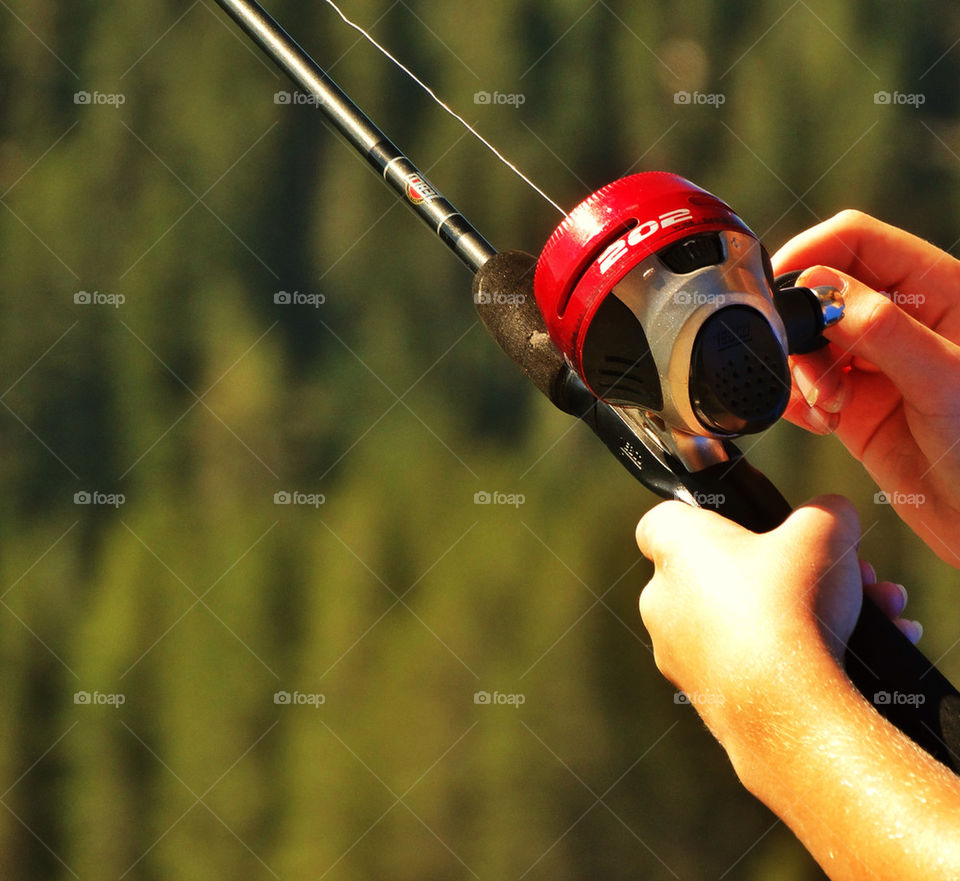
<box><xmin>777</xmin><ymin>493</ymin><xmax>861</xmax><ymax>556</ymax></box>
<box><xmin>636</xmin><ymin>500</ymin><xmax>746</xmax><ymax>566</ymax></box>
<box><xmin>798</xmin><ymin>266</ymin><xmax>960</xmax><ymax>412</ymax></box>
<box><xmin>776</xmin><ymin>494</ymin><xmax>863</xmax><ymax>653</ymax></box>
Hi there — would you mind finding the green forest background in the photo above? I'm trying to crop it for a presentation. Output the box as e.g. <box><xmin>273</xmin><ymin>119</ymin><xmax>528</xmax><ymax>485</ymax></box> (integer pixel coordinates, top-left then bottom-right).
<box><xmin>1</xmin><ymin>1</ymin><xmax>959</xmax><ymax>878</ymax></box>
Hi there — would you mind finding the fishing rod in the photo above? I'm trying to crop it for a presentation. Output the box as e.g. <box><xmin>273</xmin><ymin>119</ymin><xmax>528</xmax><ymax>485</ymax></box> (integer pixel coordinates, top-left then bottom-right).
<box><xmin>213</xmin><ymin>0</ymin><xmax>960</xmax><ymax>771</ymax></box>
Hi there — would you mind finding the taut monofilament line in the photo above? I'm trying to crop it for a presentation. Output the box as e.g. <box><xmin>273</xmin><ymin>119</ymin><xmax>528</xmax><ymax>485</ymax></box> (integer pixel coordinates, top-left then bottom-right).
<box><xmin>321</xmin><ymin>0</ymin><xmax>567</xmax><ymax>217</ymax></box>
<box><xmin>214</xmin><ymin>0</ymin><xmax>497</xmax><ymax>272</ymax></box>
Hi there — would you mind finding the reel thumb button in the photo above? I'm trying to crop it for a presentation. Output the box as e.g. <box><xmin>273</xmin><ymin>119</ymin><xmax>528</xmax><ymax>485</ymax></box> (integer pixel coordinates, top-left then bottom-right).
<box><xmin>773</xmin><ymin>285</ymin><xmax>844</xmax><ymax>354</ymax></box>
<box><xmin>812</xmin><ymin>284</ymin><xmax>844</xmax><ymax>328</ymax></box>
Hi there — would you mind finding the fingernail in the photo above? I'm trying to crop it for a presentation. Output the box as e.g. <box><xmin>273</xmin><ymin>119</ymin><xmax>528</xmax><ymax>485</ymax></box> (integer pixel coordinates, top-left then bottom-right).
<box><xmin>792</xmin><ymin>363</ymin><xmax>819</xmax><ymax>408</ymax></box>
<box><xmin>797</xmin><ymin>266</ymin><xmax>846</xmax><ymax>293</ymax></box>
<box><xmin>803</xmin><ymin>407</ymin><xmax>838</xmax><ymax>435</ymax></box>
<box><xmin>898</xmin><ymin>619</ymin><xmax>923</xmax><ymax>644</ymax></box>
<box><xmin>892</xmin><ymin>583</ymin><xmax>908</xmax><ymax>616</ymax></box>
<box><xmin>818</xmin><ymin>373</ymin><xmax>849</xmax><ymax>414</ymax></box>
<box><xmin>860</xmin><ymin>560</ymin><xmax>877</xmax><ymax>585</ymax></box>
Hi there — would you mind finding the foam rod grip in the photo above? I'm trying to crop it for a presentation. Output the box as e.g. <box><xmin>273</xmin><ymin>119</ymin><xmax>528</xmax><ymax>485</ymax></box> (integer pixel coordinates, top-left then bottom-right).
<box><xmin>726</xmin><ymin>478</ymin><xmax>960</xmax><ymax>772</ymax></box>
<box><xmin>846</xmin><ymin>599</ymin><xmax>960</xmax><ymax>770</ymax></box>
<box><xmin>471</xmin><ymin>250</ymin><xmax>568</xmax><ymax>407</ymax></box>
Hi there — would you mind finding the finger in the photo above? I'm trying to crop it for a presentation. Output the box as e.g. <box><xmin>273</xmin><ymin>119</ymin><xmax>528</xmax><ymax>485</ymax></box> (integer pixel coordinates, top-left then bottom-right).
<box><xmin>771</xmin><ymin>209</ymin><xmax>960</xmax><ymax>321</ymax></box>
<box><xmin>780</xmin><ymin>494</ymin><xmax>862</xmax><ymax>560</ymax></box>
<box><xmin>783</xmin><ymin>389</ymin><xmax>839</xmax><ymax>435</ymax></box>
<box><xmin>635</xmin><ymin>500</ymin><xmax>742</xmax><ymax>567</ymax></box>
<box><xmin>894</xmin><ymin>618</ymin><xmax>923</xmax><ymax>645</ymax></box>
<box><xmin>797</xmin><ymin>266</ymin><xmax>960</xmax><ymax>416</ymax></box>
<box><xmin>790</xmin><ymin>353</ymin><xmax>849</xmax><ymax>414</ymax></box>
<box><xmin>781</xmin><ymin>495</ymin><xmax>862</xmax><ymax>654</ymax></box>
<box><xmin>781</xmin><ymin>348</ymin><xmax>849</xmax><ymax>436</ymax></box>
<box><xmin>863</xmin><ymin>580</ymin><xmax>908</xmax><ymax>620</ymax></box>
<box><xmin>859</xmin><ymin>560</ymin><xmax>877</xmax><ymax>585</ymax></box>
<box><xmin>637</xmin><ymin>577</ymin><xmax>658</xmax><ymax>630</ymax></box>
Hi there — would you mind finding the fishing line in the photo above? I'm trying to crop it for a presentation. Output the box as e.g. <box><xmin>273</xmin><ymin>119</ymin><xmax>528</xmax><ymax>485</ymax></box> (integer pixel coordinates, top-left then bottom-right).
<box><xmin>322</xmin><ymin>0</ymin><xmax>567</xmax><ymax>216</ymax></box>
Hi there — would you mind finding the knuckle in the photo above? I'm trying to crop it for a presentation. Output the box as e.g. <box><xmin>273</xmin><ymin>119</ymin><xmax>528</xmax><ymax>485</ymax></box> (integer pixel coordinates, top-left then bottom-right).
<box><xmin>831</xmin><ymin>208</ymin><xmax>870</xmax><ymax>229</ymax></box>
<box><xmin>820</xmin><ymin>493</ymin><xmax>860</xmax><ymax>525</ymax></box>
<box><xmin>862</xmin><ymin>293</ymin><xmax>900</xmax><ymax>341</ymax></box>
<box><xmin>637</xmin><ymin>581</ymin><xmax>656</xmax><ymax>623</ymax></box>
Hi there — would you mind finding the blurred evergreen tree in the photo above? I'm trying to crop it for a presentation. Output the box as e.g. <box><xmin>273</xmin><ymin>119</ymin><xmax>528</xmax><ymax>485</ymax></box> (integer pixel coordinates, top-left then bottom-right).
<box><xmin>0</xmin><ymin>1</ymin><xmax>957</xmax><ymax>878</ymax></box>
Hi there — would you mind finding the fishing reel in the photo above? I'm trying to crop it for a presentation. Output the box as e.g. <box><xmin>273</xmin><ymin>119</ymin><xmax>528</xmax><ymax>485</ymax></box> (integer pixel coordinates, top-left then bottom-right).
<box><xmin>532</xmin><ymin>172</ymin><xmax>843</xmax><ymax>466</ymax></box>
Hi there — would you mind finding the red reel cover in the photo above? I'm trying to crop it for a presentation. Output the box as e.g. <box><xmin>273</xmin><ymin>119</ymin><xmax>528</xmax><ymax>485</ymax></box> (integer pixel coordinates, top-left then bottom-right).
<box><xmin>533</xmin><ymin>172</ymin><xmax>755</xmax><ymax>379</ymax></box>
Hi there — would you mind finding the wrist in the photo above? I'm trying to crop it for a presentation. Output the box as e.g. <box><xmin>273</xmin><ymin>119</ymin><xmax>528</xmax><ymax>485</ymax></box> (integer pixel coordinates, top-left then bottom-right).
<box><xmin>708</xmin><ymin>640</ymin><xmax>855</xmax><ymax>781</ymax></box>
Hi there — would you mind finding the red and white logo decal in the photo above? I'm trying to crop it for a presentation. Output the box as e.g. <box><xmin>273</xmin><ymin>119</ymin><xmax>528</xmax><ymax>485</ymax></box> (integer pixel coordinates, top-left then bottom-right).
<box><xmin>596</xmin><ymin>208</ymin><xmax>694</xmax><ymax>274</ymax></box>
<box><xmin>405</xmin><ymin>174</ymin><xmax>438</xmax><ymax>204</ymax></box>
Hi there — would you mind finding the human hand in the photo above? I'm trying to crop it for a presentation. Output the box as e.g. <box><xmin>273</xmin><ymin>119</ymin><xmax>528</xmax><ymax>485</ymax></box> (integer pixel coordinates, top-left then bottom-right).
<box><xmin>636</xmin><ymin>494</ymin><xmax>921</xmax><ymax>740</ymax></box>
<box><xmin>772</xmin><ymin>210</ymin><xmax>960</xmax><ymax>565</ymax></box>
<box><xmin>637</xmin><ymin>495</ymin><xmax>960</xmax><ymax>881</ymax></box>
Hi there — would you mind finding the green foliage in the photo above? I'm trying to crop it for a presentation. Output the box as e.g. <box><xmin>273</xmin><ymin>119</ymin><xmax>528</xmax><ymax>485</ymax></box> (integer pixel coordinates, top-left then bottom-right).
<box><xmin>1</xmin><ymin>1</ymin><xmax>958</xmax><ymax>878</ymax></box>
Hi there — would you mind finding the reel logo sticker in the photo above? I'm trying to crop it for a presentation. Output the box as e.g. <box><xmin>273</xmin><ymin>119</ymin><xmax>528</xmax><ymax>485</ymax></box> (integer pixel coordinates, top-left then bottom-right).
<box><xmin>597</xmin><ymin>208</ymin><xmax>693</xmax><ymax>274</ymax></box>
<box><xmin>404</xmin><ymin>173</ymin><xmax>439</xmax><ymax>205</ymax></box>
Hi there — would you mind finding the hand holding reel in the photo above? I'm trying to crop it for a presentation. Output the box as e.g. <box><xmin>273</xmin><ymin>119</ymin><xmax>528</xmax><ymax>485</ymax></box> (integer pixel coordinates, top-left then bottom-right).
<box><xmin>477</xmin><ymin>173</ymin><xmax>960</xmax><ymax>771</ymax></box>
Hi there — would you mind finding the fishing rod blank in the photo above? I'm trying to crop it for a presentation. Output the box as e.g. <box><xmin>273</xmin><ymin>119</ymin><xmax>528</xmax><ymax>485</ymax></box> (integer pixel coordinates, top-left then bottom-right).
<box><xmin>214</xmin><ymin>0</ymin><xmax>496</xmax><ymax>273</ymax></box>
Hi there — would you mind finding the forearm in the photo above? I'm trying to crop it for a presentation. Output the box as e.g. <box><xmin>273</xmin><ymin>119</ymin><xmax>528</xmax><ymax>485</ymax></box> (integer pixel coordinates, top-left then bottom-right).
<box><xmin>719</xmin><ymin>658</ymin><xmax>960</xmax><ymax>880</ymax></box>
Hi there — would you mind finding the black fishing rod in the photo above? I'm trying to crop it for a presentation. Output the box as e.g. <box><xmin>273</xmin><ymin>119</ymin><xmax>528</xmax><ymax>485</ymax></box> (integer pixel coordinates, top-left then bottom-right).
<box><xmin>212</xmin><ymin>0</ymin><xmax>960</xmax><ymax>772</ymax></box>
<box><xmin>214</xmin><ymin>0</ymin><xmax>494</xmax><ymax>272</ymax></box>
